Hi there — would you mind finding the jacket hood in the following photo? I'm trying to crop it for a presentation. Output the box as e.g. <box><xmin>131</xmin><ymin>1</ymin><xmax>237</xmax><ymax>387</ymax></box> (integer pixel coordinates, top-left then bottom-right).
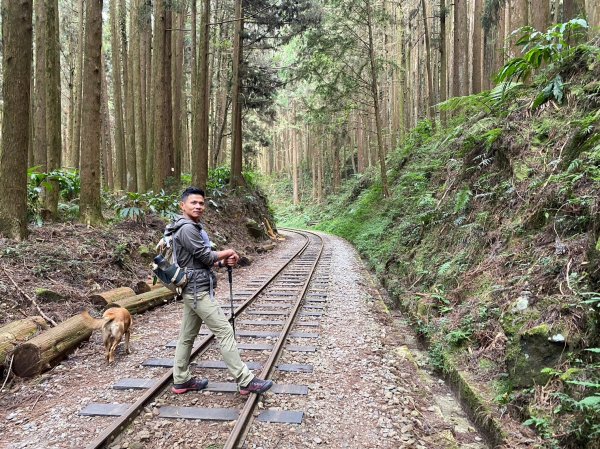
<box><xmin>165</xmin><ymin>215</ymin><xmax>202</xmax><ymax>236</ymax></box>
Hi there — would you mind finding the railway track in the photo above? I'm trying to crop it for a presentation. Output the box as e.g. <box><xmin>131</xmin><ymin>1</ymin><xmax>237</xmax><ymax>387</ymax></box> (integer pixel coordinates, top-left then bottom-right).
<box><xmin>80</xmin><ymin>229</ymin><xmax>330</xmax><ymax>449</ymax></box>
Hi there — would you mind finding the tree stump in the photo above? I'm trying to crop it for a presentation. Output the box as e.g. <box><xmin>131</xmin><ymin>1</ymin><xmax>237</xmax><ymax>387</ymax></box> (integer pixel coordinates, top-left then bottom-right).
<box><xmin>12</xmin><ymin>315</ymin><xmax>92</xmax><ymax>377</ymax></box>
<box><xmin>89</xmin><ymin>286</ymin><xmax>136</xmax><ymax>307</ymax></box>
<box><xmin>0</xmin><ymin>316</ymin><xmax>47</xmax><ymax>371</ymax></box>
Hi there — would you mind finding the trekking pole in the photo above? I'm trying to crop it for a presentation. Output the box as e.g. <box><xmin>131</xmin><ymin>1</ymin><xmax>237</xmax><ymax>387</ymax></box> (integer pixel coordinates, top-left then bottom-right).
<box><xmin>227</xmin><ymin>266</ymin><xmax>235</xmax><ymax>336</ymax></box>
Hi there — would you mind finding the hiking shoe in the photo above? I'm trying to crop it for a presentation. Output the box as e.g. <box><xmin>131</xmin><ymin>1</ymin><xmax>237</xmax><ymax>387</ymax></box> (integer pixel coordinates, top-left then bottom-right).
<box><xmin>171</xmin><ymin>377</ymin><xmax>209</xmax><ymax>394</ymax></box>
<box><xmin>239</xmin><ymin>377</ymin><xmax>273</xmax><ymax>395</ymax></box>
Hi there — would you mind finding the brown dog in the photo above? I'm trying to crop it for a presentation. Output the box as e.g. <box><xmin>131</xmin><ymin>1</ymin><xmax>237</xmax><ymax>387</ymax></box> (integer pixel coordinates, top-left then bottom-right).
<box><xmin>81</xmin><ymin>307</ymin><xmax>132</xmax><ymax>364</ymax></box>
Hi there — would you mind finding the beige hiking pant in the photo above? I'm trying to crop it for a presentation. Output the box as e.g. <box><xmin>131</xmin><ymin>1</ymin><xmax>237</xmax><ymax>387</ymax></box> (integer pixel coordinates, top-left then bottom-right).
<box><xmin>173</xmin><ymin>291</ymin><xmax>254</xmax><ymax>387</ymax></box>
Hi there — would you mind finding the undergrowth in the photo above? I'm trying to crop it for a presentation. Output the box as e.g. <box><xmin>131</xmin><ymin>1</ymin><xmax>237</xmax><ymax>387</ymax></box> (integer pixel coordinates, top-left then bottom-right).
<box><xmin>267</xmin><ymin>28</ymin><xmax>600</xmax><ymax>448</ymax></box>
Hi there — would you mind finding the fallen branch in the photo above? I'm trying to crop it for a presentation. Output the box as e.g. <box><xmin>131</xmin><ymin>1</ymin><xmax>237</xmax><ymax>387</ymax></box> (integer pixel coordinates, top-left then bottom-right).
<box><xmin>1</xmin><ymin>267</ymin><xmax>57</xmax><ymax>327</ymax></box>
<box><xmin>30</xmin><ymin>392</ymin><xmax>44</xmax><ymax>411</ymax></box>
<box><xmin>565</xmin><ymin>258</ymin><xmax>573</xmax><ymax>292</ymax></box>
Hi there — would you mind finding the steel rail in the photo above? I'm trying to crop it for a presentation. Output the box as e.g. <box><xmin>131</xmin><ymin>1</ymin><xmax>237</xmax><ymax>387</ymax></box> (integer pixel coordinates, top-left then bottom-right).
<box><xmin>86</xmin><ymin>230</ymin><xmax>311</xmax><ymax>449</ymax></box>
<box><xmin>223</xmin><ymin>230</ymin><xmax>325</xmax><ymax>449</ymax></box>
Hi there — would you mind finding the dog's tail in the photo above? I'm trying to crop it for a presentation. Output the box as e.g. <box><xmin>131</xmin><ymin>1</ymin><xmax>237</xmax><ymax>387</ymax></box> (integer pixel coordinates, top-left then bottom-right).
<box><xmin>81</xmin><ymin>311</ymin><xmax>107</xmax><ymax>330</ymax></box>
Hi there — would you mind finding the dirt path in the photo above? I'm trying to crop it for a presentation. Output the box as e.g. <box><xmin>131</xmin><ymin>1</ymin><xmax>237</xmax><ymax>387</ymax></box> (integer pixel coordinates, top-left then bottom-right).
<box><xmin>0</xmin><ymin>231</ymin><xmax>487</xmax><ymax>449</ymax></box>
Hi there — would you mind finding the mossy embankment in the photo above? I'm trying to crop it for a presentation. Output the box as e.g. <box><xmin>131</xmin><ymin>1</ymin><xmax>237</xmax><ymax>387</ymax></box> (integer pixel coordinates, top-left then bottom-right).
<box><xmin>270</xmin><ymin>47</ymin><xmax>600</xmax><ymax>448</ymax></box>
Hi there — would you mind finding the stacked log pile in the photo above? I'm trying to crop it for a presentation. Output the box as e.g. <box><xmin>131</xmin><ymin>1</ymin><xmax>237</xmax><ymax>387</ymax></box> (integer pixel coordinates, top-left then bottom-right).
<box><xmin>9</xmin><ymin>285</ymin><xmax>174</xmax><ymax>377</ymax></box>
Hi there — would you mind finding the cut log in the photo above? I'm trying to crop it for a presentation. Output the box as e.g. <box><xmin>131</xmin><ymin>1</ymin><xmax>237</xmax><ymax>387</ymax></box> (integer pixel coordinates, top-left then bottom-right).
<box><xmin>0</xmin><ymin>316</ymin><xmax>48</xmax><ymax>368</ymax></box>
<box><xmin>134</xmin><ymin>281</ymin><xmax>151</xmax><ymax>294</ymax></box>
<box><xmin>133</xmin><ymin>280</ymin><xmax>164</xmax><ymax>294</ymax></box>
<box><xmin>11</xmin><ymin>288</ymin><xmax>174</xmax><ymax>378</ymax></box>
<box><xmin>12</xmin><ymin>315</ymin><xmax>93</xmax><ymax>377</ymax></box>
<box><xmin>115</xmin><ymin>287</ymin><xmax>174</xmax><ymax>315</ymax></box>
<box><xmin>89</xmin><ymin>287</ymin><xmax>136</xmax><ymax>307</ymax></box>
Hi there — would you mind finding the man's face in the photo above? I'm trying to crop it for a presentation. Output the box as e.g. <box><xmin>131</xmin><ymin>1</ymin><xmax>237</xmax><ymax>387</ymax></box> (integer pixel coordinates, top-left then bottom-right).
<box><xmin>180</xmin><ymin>194</ymin><xmax>205</xmax><ymax>222</ymax></box>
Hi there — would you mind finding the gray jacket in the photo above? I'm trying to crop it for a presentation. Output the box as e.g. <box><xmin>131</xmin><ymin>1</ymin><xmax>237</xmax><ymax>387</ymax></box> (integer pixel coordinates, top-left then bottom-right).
<box><xmin>165</xmin><ymin>216</ymin><xmax>218</xmax><ymax>295</ymax></box>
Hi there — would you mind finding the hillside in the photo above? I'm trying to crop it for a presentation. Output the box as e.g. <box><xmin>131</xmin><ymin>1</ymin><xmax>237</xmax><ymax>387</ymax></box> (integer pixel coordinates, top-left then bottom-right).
<box><xmin>270</xmin><ymin>43</ymin><xmax>600</xmax><ymax>448</ymax></box>
<box><xmin>0</xmin><ymin>185</ymin><xmax>276</xmax><ymax>327</ymax></box>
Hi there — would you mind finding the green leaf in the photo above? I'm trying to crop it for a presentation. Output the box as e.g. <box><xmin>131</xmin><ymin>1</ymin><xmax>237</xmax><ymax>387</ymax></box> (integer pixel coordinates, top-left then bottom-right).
<box><xmin>578</xmin><ymin>396</ymin><xmax>600</xmax><ymax>407</ymax></box>
<box><xmin>490</xmin><ymin>82</ymin><xmax>523</xmax><ymax>103</ymax></box>
<box><xmin>569</xmin><ymin>18</ymin><xmax>588</xmax><ymax>29</ymax></box>
<box><xmin>585</xmin><ymin>348</ymin><xmax>600</xmax><ymax>353</ymax></box>
<box><xmin>532</xmin><ymin>90</ymin><xmax>550</xmax><ymax>110</ymax></box>
<box><xmin>552</xmin><ymin>75</ymin><xmax>564</xmax><ymax>103</ymax></box>
<box><xmin>567</xmin><ymin>380</ymin><xmax>600</xmax><ymax>388</ymax></box>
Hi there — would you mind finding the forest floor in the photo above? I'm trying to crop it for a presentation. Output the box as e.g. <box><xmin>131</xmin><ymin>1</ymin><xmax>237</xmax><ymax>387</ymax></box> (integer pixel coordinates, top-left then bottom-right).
<box><xmin>0</xmin><ymin>191</ymin><xmax>274</xmax><ymax>327</ymax></box>
<box><xmin>0</xmin><ymin>230</ymin><xmax>495</xmax><ymax>449</ymax></box>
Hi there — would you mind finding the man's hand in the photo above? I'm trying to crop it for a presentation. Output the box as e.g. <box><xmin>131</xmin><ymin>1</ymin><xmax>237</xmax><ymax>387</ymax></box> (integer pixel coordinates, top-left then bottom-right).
<box><xmin>216</xmin><ymin>249</ymin><xmax>240</xmax><ymax>267</ymax></box>
<box><xmin>226</xmin><ymin>251</ymin><xmax>239</xmax><ymax>266</ymax></box>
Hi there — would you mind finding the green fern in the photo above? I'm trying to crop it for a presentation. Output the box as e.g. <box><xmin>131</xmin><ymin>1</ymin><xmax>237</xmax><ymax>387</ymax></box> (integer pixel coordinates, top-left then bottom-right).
<box><xmin>532</xmin><ymin>75</ymin><xmax>565</xmax><ymax>109</ymax></box>
<box><xmin>437</xmin><ymin>92</ymin><xmax>492</xmax><ymax>113</ymax></box>
<box><xmin>454</xmin><ymin>188</ymin><xmax>472</xmax><ymax>214</ymax></box>
<box><xmin>437</xmin><ymin>260</ymin><xmax>453</xmax><ymax>276</ymax></box>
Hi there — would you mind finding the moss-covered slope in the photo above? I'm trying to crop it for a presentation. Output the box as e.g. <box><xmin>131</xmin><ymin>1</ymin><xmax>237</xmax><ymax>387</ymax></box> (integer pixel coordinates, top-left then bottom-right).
<box><xmin>273</xmin><ymin>46</ymin><xmax>600</xmax><ymax>448</ymax></box>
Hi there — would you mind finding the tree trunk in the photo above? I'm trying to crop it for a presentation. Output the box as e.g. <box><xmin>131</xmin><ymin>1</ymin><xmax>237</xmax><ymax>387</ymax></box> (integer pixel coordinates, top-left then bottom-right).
<box><xmin>332</xmin><ymin>131</ymin><xmax>341</xmax><ymax>193</ymax></box>
<box><xmin>33</xmin><ymin>0</ymin><xmax>47</xmax><ymax>171</ymax></box>
<box><xmin>496</xmin><ymin>4</ymin><xmax>507</xmax><ymax>72</ymax></box>
<box><xmin>0</xmin><ymin>316</ymin><xmax>47</xmax><ymax>370</ymax></box>
<box><xmin>472</xmin><ymin>0</ymin><xmax>483</xmax><ymax>93</ymax></box>
<box><xmin>508</xmin><ymin>0</ymin><xmax>528</xmax><ymax>57</ymax></box>
<box><xmin>530</xmin><ymin>0</ymin><xmax>550</xmax><ymax>32</ymax></box>
<box><xmin>101</xmin><ymin>53</ymin><xmax>114</xmax><ymax>190</ymax></box>
<box><xmin>110</xmin><ymin>0</ymin><xmax>126</xmax><ymax>191</ymax></box>
<box><xmin>212</xmin><ymin>10</ymin><xmax>229</xmax><ymax>166</ymax></box>
<box><xmin>163</xmin><ymin>7</ymin><xmax>174</xmax><ymax>184</ymax></box>
<box><xmin>421</xmin><ymin>0</ymin><xmax>435</xmax><ymax>124</ymax></box>
<box><xmin>152</xmin><ymin>0</ymin><xmax>167</xmax><ymax>191</ymax></box>
<box><xmin>482</xmin><ymin>2</ymin><xmax>501</xmax><ymax>90</ymax></box>
<box><xmin>121</xmin><ymin>0</ymin><xmax>137</xmax><ymax>191</ymax></box>
<box><xmin>366</xmin><ymin>0</ymin><xmax>389</xmax><ymax>197</ymax></box>
<box><xmin>171</xmin><ymin>6</ymin><xmax>185</xmax><ymax>182</ymax></box>
<box><xmin>230</xmin><ymin>0</ymin><xmax>244</xmax><ymax>188</ymax></box>
<box><xmin>79</xmin><ymin>0</ymin><xmax>104</xmax><ymax>225</ymax></box>
<box><xmin>133</xmin><ymin>0</ymin><xmax>146</xmax><ymax>192</ymax></box>
<box><xmin>44</xmin><ymin>0</ymin><xmax>62</xmax><ymax>219</ymax></box>
<box><xmin>439</xmin><ymin>0</ymin><xmax>448</xmax><ymax>124</ymax></box>
<box><xmin>585</xmin><ymin>0</ymin><xmax>600</xmax><ymax>27</ymax></box>
<box><xmin>292</xmin><ymin>107</ymin><xmax>299</xmax><ymax>204</ymax></box>
<box><xmin>453</xmin><ymin>0</ymin><xmax>468</xmax><ymax>96</ymax></box>
<box><xmin>357</xmin><ymin>114</ymin><xmax>365</xmax><ymax>173</ymax></box>
<box><xmin>71</xmin><ymin>0</ymin><xmax>85</xmax><ymax>169</ymax></box>
<box><xmin>317</xmin><ymin>139</ymin><xmax>323</xmax><ymax>203</ymax></box>
<box><xmin>0</xmin><ymin>0</ymin><xmax>33</xmax><ymax>241</ymax></box>
<box><xmin>563</xmin><ymin>0</ymin><xmax>585</xmax><ymax>21</ymax></box>
<box><xmin>141</xmin><ymin>0</ymin><xmax>152</xmax><ymax>188</ymax></box>
<box><xmin>192</xmin><ymin>0</ymin><xmax>211</xmax><ymax>189</ymax></box>
<box><xmin>12</xmin><ymin>314</ymin><xmax>93</xmax><ymax>377</ymax></box>
<box><xmin>399</xmin><ymin>12</ymin><xmax>408</xmax><ymax>133</ymax></box>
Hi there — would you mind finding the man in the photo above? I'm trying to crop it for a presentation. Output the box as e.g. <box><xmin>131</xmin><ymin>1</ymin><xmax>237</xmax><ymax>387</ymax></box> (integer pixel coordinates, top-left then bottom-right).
<box><xmin>168</xmin><ymin>186</ymin><xmax>273</xmax><ymax>395</ymax></box>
